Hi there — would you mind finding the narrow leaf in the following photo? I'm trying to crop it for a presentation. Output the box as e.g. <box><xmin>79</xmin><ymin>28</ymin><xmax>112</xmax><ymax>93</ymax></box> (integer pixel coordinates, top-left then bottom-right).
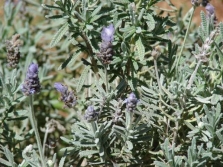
<box><xmin>76</xmin><ymin>65</ymin><xmax>91</xmax><ymax>92</ymax></box>
<box><xmin>136</xmin><ymin>37</ymin><xmax>145</xmax><ymax>61</ymax></box>
<box><xmin>50</xmin><ymin>22</ymin><xmax>69</xmax><ymax>47</ymax></box>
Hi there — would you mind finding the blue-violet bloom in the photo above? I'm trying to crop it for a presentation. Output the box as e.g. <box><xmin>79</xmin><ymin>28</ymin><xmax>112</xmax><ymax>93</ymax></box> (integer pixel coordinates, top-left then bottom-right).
<box><xmin>21</xmin><ymin>63</ymin><xmax>41</xmax><ymax>95</ymax></box>
<box><xmin>101</xmin><ymin>24</ymin><xmax>115</xmax><ymax>43</ymax></box>
<box><xmin>97</xmin><ymin>24</ymin><xmax>115</xmax><ymax>64</ymax></box>
<box><xmin>84</xmin><ymin>106</ymin><xmax>98</xmax><ymax>122</ymax></box>
<box><xmin>54</xmin><ymin>82</ymin><xmax>77</xmax><ymax>108</ymax></box>
<box><xmin>205</xmin><ymin>3</ymin><xmax>215</xmax><ymax>17</ymax></box>
<box><xmin>124</xmin><ymin>92</ymin><xmax>139</xmax><ymax>112</ymax></box>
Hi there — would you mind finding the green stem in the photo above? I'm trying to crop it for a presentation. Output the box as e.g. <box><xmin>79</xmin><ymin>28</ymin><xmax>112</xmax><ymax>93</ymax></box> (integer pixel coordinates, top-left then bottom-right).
<box><xmin>104</xmin><ymin>65</ymin><xmax>109</xmax><ymax>92</ymax></box>
<box><xmin>29</xmin><ymin>95</ymin><xmax>46</xmax><ymax>167</ymax></box>
<box><xmin>154</xmin><ymin>59</ymin><xmax>163</xmax><ymax>95</ymax></box>
<box><xmin>42</xmin><ymin>125</ymin><xmax>49</xmax><ymax>156</ymax></box>
<box><xmin>176</xmin><ymin>7</ymin><xmax>195</xmax><ymax>70</ymax></box>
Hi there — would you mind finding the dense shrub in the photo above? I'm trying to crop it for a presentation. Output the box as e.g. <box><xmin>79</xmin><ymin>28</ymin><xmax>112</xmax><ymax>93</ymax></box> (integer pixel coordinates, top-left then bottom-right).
<box><xmin>1</xmin><ymin>0</ymin><xmax>223</xmax><ymax>166</ymax></box>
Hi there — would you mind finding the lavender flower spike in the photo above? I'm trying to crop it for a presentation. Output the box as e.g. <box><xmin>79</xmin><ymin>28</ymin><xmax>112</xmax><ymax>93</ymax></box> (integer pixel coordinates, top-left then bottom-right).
<box><xmin>84</xmin><ymin>106</ymin><xmax>98</xmax><ymax>122</ymax></box>
<box><xmin>101</xmin><ymin>24</ymin><xmax>115</xmax><ymax>42</ymax></box>
<box><xmin>97</xmin><ymin>24</ymin><xmax>115</xmax><ymax>64</ymax></box>
<box><xmin>54</xmin><ymin>83</ymin><xmax>77</xmax><ymax>108</ymax></box>
<box><xmin>21</xmin><ymin>63</ymin><xmax>41</xmax><ymax>96</ymax></box>
<box><xmin>205</xmin><ymin>3</ymin><xmax>215</xmax><ymax>17</ymax></box>
<box><xmin>124</xmin><ymin>92</ymin><xmax>139</xmax><ymax>112</ymax></box>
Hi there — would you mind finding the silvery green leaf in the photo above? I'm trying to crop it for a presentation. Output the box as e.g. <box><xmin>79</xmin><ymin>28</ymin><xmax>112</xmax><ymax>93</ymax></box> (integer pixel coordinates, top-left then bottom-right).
<box><xmin>76</xmin><ymin>65</ymin><xmax>91</xmax><ymax>92</ymax></box>
<box><xmin>79</xmin><ymin>150</ymin><xmax>98</xmax><ymax>157</ymax></box>
<box><xmin>200</xmin><ymin>11</ymin><xmax>208</xmax><ymax>38</ymax></box>
<box><xmin>144</xmin><ymin>14</ymin><xmax>155</xmax><ymax>31</ymax></box>
<box><xmin>91</xmin><ymin>4</ymin><xmax>102</xmax><ymax>17</ymax></box>
<box><xmin>194</xmin><ymin>96</ymin><xmax>211</xmax><ymax>104</ymax></box>
<box><xmin>41</xmin><ymin>4</ymin><xmax>61</xmax><ymax>10</ymax></box>
<box><xmin>0</xmin><ymin>158</ymin><xmax>11</xmax><ymax>166</ymax></box>
<box><xmin>154</xmin><ymin>161</ymin><xmax>169</xmax><ymax>167</ymax></box>
<box><xmin>137</xmin><ymin>8</ymin><xmax>145</xmax><ymax>22</ymax></box>
<box><xmin>126</xmin><ymin>141</ymin><xmax>133</xmax><ymax>150</ymax></box>
<box><xmin>59</xmin><ymin>154</ymin><xmax>66</xmax><ymax>167</ymax></box>
<box><xmin>58</xmin><ymin>51</ymin><xmax>81</xmax><ymax>70</ymax></box>
<box><xmin>50</xmin><ymin>22</ymin><xmax>69</xmax><ymax>47</ymax></box>
<box><xmin>113</xmin><ymin>0</ymin><xmax>129</xmax><ymax>4</ymax></box>
<box><xmin>60</xmin><ymin>136</ymin><xmax>71</xmax><ymax>143</ymax></box>
<box><xmin>136</xmin><ymin>37</ymin><xmax>145</xmax><ymax>61</ymax></box>
<box><xmin>220</xmin><ymin>22</ymin><xmax>223</xmax><ymax>41</ymax></box>
<box><xmin>216</xmin><ymin>128</ymin><xmax>223</xmax><ymax>143</ymax></box>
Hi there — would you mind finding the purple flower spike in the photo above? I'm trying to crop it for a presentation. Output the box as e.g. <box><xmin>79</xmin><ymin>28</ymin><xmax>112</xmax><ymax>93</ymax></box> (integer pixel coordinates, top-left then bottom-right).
<box><xmin>54</xmin><ymin>83</ymin><xmax>68</xmax><ymax>94</ymax></box>
<box><xmin>84</xmin><ymin>106</ymin><xmax>98</xmax><ymax>122</ymax></box>
<box><xmin>124</xmin><ymin>92</ymin><xmax>139</xmax><ymax>112</ymax></box>
<box><xmin>205</xmin><ymin>3</ymin><xmax>215</xmax><ymax>17</ymax></box>
<box><xmin>54</xmin><ymin>83</ymin><xmax>77</xmax><ymax>108</ymax></box>
<box><xmin>101</xmin><ymin>24</ymin><xmax>115</xmax><ymax>43</ymax></box>
<box><xmin>97</xmin><ymin>24</ymin><xmax>115</xmax><ymax>64</ymax></box>
<box><xmin>21</xmin><ymin>63</ymin><xmax>41</xmax><ymax>96</ymax></box>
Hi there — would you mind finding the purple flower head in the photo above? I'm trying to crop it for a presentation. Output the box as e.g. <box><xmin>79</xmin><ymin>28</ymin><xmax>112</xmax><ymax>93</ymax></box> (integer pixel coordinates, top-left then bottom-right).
<box><xmin>54</xmin><ymin>83</ymin><xmax>68</xmax><ymax>94</ymax></box>
<box><xmin>54</xmin><ymin>83</ymin><xmax>77</xmax><ymax>108</ymax></box>
<box><xmin>21</xmin><ymin>63</ymin><xmax>41</xmax><ymax>96</ymax></box>
<box><xmin>124</xmin><ymin>92</ymin><xmax>139</xmax><ymax>112</ymax></box>
<box><xmin>97</xmin><ymin>24</ymin><xmax>114</xmax><ymax>64</ymax></box>
<box><xmin>84</xmin><ymin>106</ymin><xmax>98</xmax><ymax>122</ymax></box>
<box><xmin>101</xmin><ymin>24</ymin><xmax>115</xmax><ymax>43</ymax></box>
<box><xmin>205</xmin><ymin>3</ymin><xmax>215</xmax><ymax>16</ymax></box>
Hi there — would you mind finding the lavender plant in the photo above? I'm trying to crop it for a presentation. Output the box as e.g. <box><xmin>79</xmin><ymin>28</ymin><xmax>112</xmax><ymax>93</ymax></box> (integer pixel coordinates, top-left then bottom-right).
<box><xmin>1</xmin><ymin>0</ymin><xmax>223</xmax><ymax>166</ymax></box>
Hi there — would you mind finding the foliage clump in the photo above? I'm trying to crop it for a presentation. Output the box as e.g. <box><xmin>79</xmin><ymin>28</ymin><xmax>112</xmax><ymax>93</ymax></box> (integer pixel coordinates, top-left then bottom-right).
<box><xmin>1</xmin><ymin>0</ymin><xmax>223</xmax><ymax>166</ymax></box>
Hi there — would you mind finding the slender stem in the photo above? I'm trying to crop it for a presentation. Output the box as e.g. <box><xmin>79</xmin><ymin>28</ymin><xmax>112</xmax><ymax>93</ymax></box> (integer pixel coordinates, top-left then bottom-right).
<box><xmin>42</xmin><ymin>125</ymin><xmax>49</xmax><ymax>156</ymax></box>
<box><xmin>154</xmin><ymin>59</ymin><xmax>163</xmax><ymax>94</ymax></box>
<box><xmin>104</xmin><ymin>65</ymin><xmax>109</xmax><ymax>92</ymax></box>
<box><xmin>176</xmin><ymin>7</ymin><xmax>195</xmax><ymax>70</ymax></box>
<box><xmin>29</xmin><ymin>95</ymin><xmax>46</xmax><ymax>167</ymax></box>
<box><xmin>187</xmin><ymin>59</ymin><xmax>202</xmax><ymax>89</ymax></box>
<box><xmin>172</xmin><ymin>119</ymin><xmax>179</xmax><ymax>146</ymax></box>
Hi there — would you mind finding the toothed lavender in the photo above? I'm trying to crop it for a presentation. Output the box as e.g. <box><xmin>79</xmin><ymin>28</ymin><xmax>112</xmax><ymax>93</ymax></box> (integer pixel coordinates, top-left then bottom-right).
<box><xmin>84</xmin><ymin>106</ymin><xmax>98</xmax><ymax>122</ymax></box>
<box><xmin>124</xmin><ymin>92</ymin><xmax>139</xmax><ymax>112</ymax></box>
<box><xmin>21</xmin><ymin>63</ymin><xmax>41</xmax><ymax>96</ymax></box>
<box><xmin>97</xmin><ymin>24</ymin><xmax>115</xmax><ymax>64</ymax></box>
<box><xmin>54</xmin><ymin>83</ymin><xmax>77</xmax><ymax>108</ymax></box>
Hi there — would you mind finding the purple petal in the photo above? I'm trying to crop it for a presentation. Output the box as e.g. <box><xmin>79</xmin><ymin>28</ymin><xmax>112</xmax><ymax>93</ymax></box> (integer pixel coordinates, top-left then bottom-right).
<box><xmin>54</xmin><ymin>83</ymin><xmax>67</xmax><ymax>93</ymax></box>
<box><xmin>101</xmin><ymin>24</ymin><xmax>115</xmax><ymax>42</ymax></box>
<box><xmin>205</xmin><ymin>3</ymin><xmax>215</xmax><ymax>16</ymax></box>
<box><xmin>87</xmin><ymin>106</ymin><xmax>94</xmax><ymax>113</ymax></box>
<box><xmin>28</xmin><ymin>63</ymin><xmax>38</xmax><ymax>74</ymax></box>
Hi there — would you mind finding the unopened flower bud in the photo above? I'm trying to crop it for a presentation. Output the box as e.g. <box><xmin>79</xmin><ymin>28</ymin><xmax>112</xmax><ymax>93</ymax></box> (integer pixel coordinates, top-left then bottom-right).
<box><xmin>5</xmin><ymin>34</ymin><xmax>22</xmax><ymax>68</ymax></box>
<box><xmin>84</xmin><ymin>106</ymin><xmax>98</xmax><ymax>122</ymax></box>
<box><xmin>21</xmin><ymin>63</ymin><xmax>41</xmax><ymax>95</ymax></box>
<box><xmin>151</xmin><ymin>49</ymin><xmax>160</xmax><ymax>60</ymax></box>
<box><xmin>205</xmin><ymin>3</ymin><xmax>215</xmax><ymax>17</ymax></box>
<box><xmin>124</xmin><ymin>93</ymin><xmax>139</xmax><ymax>112</ymax></box>
<box><xmin>97</xmin><ymin>24</ymin><xmax>115</xmax><ymax>64</ymax></box>
<box><xmin>54</xmin><ymin>83</ymin><xmax>77</xmax><ymax>108</ymax></box>
<box><xmin>101</xmin><ymin>24</ymin><xmax>115</xmax><ymax>43</ymax></box>
<box><xmin>191</xmin><ymin>0</ymin><xmax>202</xmax><ymax>6</ymax></box>
<box><xmin>23</xmin><ymin>144</ymin><xmax>33</xmax><ymax>154</ymax></box>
